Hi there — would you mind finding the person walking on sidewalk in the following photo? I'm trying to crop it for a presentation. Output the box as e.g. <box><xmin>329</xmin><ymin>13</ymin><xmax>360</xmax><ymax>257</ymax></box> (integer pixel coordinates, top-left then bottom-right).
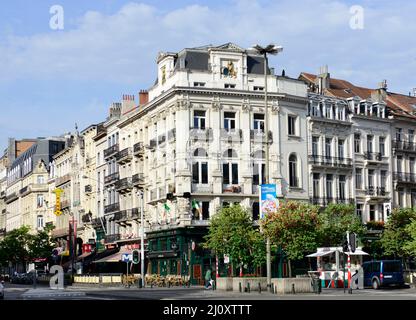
<box><xmin>205</xmin><ymin>268</ymin><xmax>212</xmax><ymax>289</ymax></box>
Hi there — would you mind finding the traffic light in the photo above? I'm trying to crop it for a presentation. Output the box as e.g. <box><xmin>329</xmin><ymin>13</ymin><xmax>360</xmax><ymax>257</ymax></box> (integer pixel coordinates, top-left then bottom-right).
<box><xmin>349</xmin><ymin>233</ymin><xmax>356</xmax><ymax>253</ymax></box>
<box><xmin>132</xmin><ymin>250</ymin><xmax>140</xmax><ymax>264</ymax></box>
<box><xmin>342</xmin><ymin>239</ymin><xmax>349</xmax><ymax>252</ymax></box>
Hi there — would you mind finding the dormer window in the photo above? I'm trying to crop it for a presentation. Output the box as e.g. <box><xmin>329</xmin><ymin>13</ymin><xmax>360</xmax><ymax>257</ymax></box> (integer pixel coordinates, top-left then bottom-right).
<box><xmin>225</xmin><ymin>83</ymin><xmax>236</xmax><ymax>89</ymax></box>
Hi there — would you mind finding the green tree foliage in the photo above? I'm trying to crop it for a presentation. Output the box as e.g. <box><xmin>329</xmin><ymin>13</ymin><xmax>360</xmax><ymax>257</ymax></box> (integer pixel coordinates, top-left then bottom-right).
<box><xmin>381</xmin><ymin>208</ymin><xmax>416</xmax><ymax>260</ymax></box>
<box><xmin>318</xmin><ymin>203</ymin><xmax>365</xmax><ymax>247</ymax></box>
<box><xmin>0</xmin><ymin>226</ymin><xmax>32</xmax><ymax>267</ymax></box>
<box><xmin>404</xmin><ymin>219</ymin><xmax>416</xmax><ymax>256</ymax></box>
<box><xmin>204</xmin><ymin>204</ymin><xmax>266</xmax><ymax>272</ymax></box>
<box><xmin>28</xmin><ymin>224</ymin><xmax>55</xmax><ymax>262</ymax></box>
<box><xmin>261</xmin><ymin>201</ymin><xmax>320</xmax><ymax>276</ymax></box>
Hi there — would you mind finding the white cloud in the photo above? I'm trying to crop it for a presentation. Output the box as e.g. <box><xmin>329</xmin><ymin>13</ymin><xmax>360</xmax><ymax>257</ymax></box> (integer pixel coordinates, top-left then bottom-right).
<box><xmin>0</xmin><ymin>0</ymin><xmax>414</xmax><ymax>93</ymax></box>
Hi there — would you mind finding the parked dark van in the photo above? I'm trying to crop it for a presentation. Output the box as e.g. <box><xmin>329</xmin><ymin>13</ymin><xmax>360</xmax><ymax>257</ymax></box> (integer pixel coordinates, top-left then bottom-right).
<box><xmin>362</xmin><ymin>260</ymin><xmax>404</xmax><ymax>289</ymax></box>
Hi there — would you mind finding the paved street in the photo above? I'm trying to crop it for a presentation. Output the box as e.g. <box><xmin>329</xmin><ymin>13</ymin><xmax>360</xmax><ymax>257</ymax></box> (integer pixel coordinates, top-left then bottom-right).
<box><xmin>2</xmin><ymin>283</ymin><xmax>416</xmax><ymax>300</ymax></box>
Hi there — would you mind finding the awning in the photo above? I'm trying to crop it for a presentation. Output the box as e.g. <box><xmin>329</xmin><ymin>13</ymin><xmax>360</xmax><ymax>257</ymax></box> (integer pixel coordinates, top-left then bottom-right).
<box><xmin>343</xmin><ymin>249</ymin><xmax>369</xmax><ymax>256</ymax></box>
<box><xmin>77</xmin><ymin>252</ymin><xmax>93</xmax><ymax>261</ymax></box>
<box><xmin>93</xmin><ymin>249</ymin><xmax>131</xmax><ymax>263</ymax></box>
<box><xmin>306</xmin><ymin>250</ymin><xmax>335</xmax><ymax>258</ymax></box>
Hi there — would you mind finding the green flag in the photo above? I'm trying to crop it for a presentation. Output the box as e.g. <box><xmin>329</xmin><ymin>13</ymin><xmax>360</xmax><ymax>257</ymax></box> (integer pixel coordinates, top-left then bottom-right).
<box><xmin>164</xmin><ymin>203</ymin><xmax>171</xmax><ymax>211</ymax></box>
<box><xmin>191</xmin><ymin>199</ymin><xmax>201</xmax><ymax>217</ymax></box>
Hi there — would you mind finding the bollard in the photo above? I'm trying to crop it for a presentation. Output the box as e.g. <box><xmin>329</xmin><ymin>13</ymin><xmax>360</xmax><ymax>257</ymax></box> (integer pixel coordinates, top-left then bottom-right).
<box><xmin>258</xmin><ymin>283</ymin><xmax>261</xmax><ymax>294</ymax></box>
<box><xmin>292</xmin><ymin>283</ymin><xmax>295</xmax><ymax>294</ymax></box>
<box><xmin>247</xmin><ymin>283</ymin><xmax>250</xmax><ymax>293</ymax></box>
<box><xmin>348</xmin><ymin>287</ymin><xmax>352</xmax><ymax>294</ymax></box>
<box><xmin>239</xmin><ymin>282</ymin><xmax>242</xmax><ymax>293</ymax></box>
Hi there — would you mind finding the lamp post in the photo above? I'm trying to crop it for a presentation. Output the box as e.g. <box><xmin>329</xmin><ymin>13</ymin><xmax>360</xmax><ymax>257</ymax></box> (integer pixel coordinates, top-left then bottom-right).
<box><xmin>250</xmin><ymin>44</ymin><xmax>283</xmax><ymax>292</ymax></box>
<box><xmin>137</xmin><ymin>190</ymin><xmax>145</xmax><ymax>288</ymax></box>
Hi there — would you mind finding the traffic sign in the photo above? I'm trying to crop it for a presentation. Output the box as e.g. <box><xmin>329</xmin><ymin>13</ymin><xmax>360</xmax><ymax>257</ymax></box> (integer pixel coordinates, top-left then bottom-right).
<box><xmin>121</xmin><ymin>253</ymin><xmax>132</xmax><ymax>263</ymax></box>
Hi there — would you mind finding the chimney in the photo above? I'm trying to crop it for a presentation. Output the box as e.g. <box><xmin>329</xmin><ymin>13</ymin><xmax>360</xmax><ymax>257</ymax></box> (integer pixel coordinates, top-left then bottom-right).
<box><xmin>109</xmin><ymin>102</ymin><xmax>122</xmax><ymax>120</ymax></box>
<box><xmin>139</xmin><ymin>90</ymin><xmax>149</xmax><ymax>106</ymax></box>
<box><xmin>121</xmin><ymin>94</ymin><xmax>136</xmax><ymax>115</ymax></box>
<box><xmin>372</xmin><ymin>80</ymin><xmax>388</xmax><ymax>103</ymax></box>
<box><xmin>317</xmin><ymin>65</ymin><xmax>330</xmax><ymax>94</ymax></box>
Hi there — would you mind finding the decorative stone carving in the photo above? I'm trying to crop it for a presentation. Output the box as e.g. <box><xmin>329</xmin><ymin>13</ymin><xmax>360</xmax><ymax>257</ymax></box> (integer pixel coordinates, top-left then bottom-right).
<box><xmin>271</xmin><ymin>100</ymin><xmax>280</xmax><ymax>114</ymax></box>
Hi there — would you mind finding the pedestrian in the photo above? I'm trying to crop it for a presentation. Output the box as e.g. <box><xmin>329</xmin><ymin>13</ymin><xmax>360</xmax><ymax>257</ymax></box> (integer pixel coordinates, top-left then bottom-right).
<box><xmin>204</xmin><ymin>268</ymin><xmax>212</xmax><ymax>289</ymax></box>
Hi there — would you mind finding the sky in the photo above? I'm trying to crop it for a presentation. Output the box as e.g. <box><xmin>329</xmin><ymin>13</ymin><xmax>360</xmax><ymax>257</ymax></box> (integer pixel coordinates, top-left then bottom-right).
<box><xmin>0</xmin><ymin>0</ymin><xmax>415</xmax><ymax>151</ymax></box>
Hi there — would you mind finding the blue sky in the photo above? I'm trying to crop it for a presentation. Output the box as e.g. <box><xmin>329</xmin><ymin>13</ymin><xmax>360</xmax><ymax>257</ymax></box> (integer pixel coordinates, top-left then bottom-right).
<box><xmin>0</xmin><ymin>0</ymin><xmax>415</xmax><ymax>151</ymax></box>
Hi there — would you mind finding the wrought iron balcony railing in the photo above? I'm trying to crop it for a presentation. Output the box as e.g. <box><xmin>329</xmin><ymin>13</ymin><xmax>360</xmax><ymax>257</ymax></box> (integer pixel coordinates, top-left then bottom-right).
<box><xmin>115</xmin><ymin>177</ymin><xmax>133</xmax><ymax>192</ymax></box>
<box><xmin>104</xmin><ymin>172</ymin><xmax>119</xmax><ymax>185</ymax></box>
<box><xmin>104</xmin><ymin>144</ymin><xmax>119</xmax><ymax>159</ymax></box>
<box><xmin>250</xmin><ymin>130</ymin><xmax>273</xmax><ymax>143</ymax></box>
<box><xmin>104</xmin><ymin>233</ymin><xmax>121</xmax><ymax>244</ymax></box>
<box><xmin>364</xmin><ymin>152</ymin><xmax>383</xmax><ymax>161</ymax></box>
<box><xmin>104</xmin><ymin>203</ymin><xmax>120</xmax><ymax>214</ymax></box>
<box><xmin>116</xmin><ymin>148</ymin><xmax>132</xmax><ymax>163</ymax></box>
<box><xmin>393</xmin><ymin>172</ymin><xmax>416</xmax><ymax>184</ymax></box>
<box><xmin>133</xmin><ymin>142</ymin><xmax>144</xmax><ymax>155</ymax></box>
<box><xmin>308</xmin><ymin>155</ymin><xmax>353</xmax><ymax>167</ymax></box>
<box><xmin>393</xmin><ymin>140</ymin><xmax>416</xmax><ymax>152</ymax></box>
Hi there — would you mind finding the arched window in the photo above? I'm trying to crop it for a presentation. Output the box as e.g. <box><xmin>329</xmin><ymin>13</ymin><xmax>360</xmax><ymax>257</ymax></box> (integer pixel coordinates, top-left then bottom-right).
<box><xmin>289</xmin><ymin>154</ymin><xmax>298</xmax><ymax>187</ymax></box>
<box><xmin>194</xmin><ymin>148</ymin><xmax>208</xmax><ymax>157</ymax></box>
<box><xmin>223</xmin><ymin>149</ymin><xmax>238</xmax><ymax>158</ymax></box>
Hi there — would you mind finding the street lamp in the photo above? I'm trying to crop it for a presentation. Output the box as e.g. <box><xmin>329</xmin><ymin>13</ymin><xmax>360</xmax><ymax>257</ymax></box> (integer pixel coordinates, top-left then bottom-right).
<box><xmin>137</xmin><ymin>190</ymin><xmax>146</xmax><ymax>288</ymax></box>
<box><xmin>250</xmin><ymin>43</ymin><xmax>283</xmax><ymax>292</ymax></box>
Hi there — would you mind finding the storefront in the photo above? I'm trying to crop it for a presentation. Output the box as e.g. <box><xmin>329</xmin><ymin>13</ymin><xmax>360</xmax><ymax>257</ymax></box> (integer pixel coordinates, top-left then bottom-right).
<box><xmin>146</xmin><ymin>227</ymin><xmax>214</xmax><ymax>285</ymax></box>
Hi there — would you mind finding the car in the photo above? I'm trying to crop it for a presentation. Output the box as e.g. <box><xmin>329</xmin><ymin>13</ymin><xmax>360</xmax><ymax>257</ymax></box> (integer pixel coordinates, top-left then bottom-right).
<box><xmin>0</xmin><ymin>281</ymin><xmax>4</xmax><ymax>299</ymax></box>
<box><xmin>362</xmin><ymin>260</ymin><xmax>405</xmax><ymax>289</ymax></box>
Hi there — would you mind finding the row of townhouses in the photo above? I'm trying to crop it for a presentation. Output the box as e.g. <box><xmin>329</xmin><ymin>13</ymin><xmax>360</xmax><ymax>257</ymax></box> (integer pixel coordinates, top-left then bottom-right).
<box><xmin>1</xmin><ymin>43</ymin><xmax>415</xmax><ymax>282</ymax></box>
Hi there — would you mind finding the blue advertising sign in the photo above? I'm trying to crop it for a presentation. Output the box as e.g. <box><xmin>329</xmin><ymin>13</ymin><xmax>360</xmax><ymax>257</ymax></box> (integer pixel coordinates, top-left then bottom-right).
<box><xmin>260</xmin><ymin>184</ymin><xmax>279</xmax><ymax>219</ymax></box>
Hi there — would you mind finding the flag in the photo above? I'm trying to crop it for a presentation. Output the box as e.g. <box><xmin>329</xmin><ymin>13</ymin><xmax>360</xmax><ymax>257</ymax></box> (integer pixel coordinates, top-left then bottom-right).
<box><xmin>192</xmin><ymin>199</ymin><xmax>201</xmax><ymax>218</ymax></box>
<box><xmin>164</xmin><ymin>203</ymin><xmax>171</xmax><ymax>221</ymax></box>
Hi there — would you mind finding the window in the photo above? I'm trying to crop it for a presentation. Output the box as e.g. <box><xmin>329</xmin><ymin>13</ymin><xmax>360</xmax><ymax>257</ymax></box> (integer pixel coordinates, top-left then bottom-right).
<box><xmin>202</xmin><ymin>202</ymin><xmax>210</xmax><ymax>220</ymax></box>
<box><xmin>312</xmin><ymin>137</ymin><xmax>319</xmax><ymax>156</ymax></box>
<box><xmin>338</xmin><ymin>140</ymin><xmax>345</xmax><ymax>159</ymax></box>
<box><xmin>313</xmin><ymin>173</ymin><xmax>320</xmax><ymax>198</ymax></box>
<box><xmin>381</xmin><ymin>171</ymin><xmax>387</xmax><ymax>189</ymax></box>
<box><xmin>193</xmin><ymin>110</ymin><xmax>206</xmax><ymax>129</ymax></box>
<box><xmin>369</xmin><ymin>205</ymin><xmax>375</xmax><ymax>221</ymax></box>
<box><xmin>224</xmin><ymin>112</ymin><xmax>236</xmax><ymax>131</ymax></box>
<box><xmin>37</xmin><ymin>175</ymin><xmax>44</xmax><ymax>184</ymax></box>
<box><xmin>367</xmin><ymin>135</ymin><xmax>373</xmax><ymax>153</ymax></box>
<box><xmin>325</xmin><ymin>138</ymin><xmax>332</xmax><ymax>159</ymax></box>
<box><xmin>37</xmin><ymin>215</ymin><xmax>44</xmax><ymax>229</ymax></box>
<box><xmin>356</xmin><ymin>204</ymin><xmax>363</xmax><ymax>221</ymax></box>
<box><xmin>410</xmin><ymin>158</ymin><xmax>415</xmax><ymax>174</ymax></box>
<box><xmin>368</xmin><ymin>170</ymin><xmax>374</xmax><ymax>187</ymax></box>
<box><xmin>379</xmin><ymin>137</ymin><xmax>385</xmax><ymax>156</ymax></box>
<box><xmin>354</xmin><ymin>134</ymin><xmax>361</xmax><ymax>153</ymax></box>
<box><xmin>409</xmin><ymin>129</ymin><xmax>415</xmax><ymax>143</ymax></box>
<box><xmin>193</xmin><ymin>82</ymin><xmax>205</xmax><ymax>87</ymax></box>
<box><xmin>223</xmin><ymin>163</ymin><xmax>238</xmax><ymax>185</ymax></box>
<box><xmin>396</xmin><ymin>128</ymin><xmax>402</xmax><ymax>141</ymax></box>
<box><xmin>37</xmin><ymin>194</ymin><xmax>44</xmax><ymax>208</ymax></box>
<box><xmin>356</xmin><ymin>168</ymin><xmax>363</xmax><ymax>189</ymax></box>
<box><xmin>289</xmin><ymin>154</ymin><xmax>299</xmax><ymax>187</ymax></box>
<box><xmin>398</xmin><ymin>188</ymin><xmax>405</xmax><ymax>207</ymax></box>
<box><xmin>97</xmin><ymin>152</ymin><xmax>101</xmax><ymax>166</ymax></box>
<box><xmin>192</xmin><ymin>162</ymin><xmax>208</xmax><ymax>184</ymax></box>
<box><xmin>252</xmin><ymin>163</ymin><xmax>265</xmax><ymax>185</ymax></box>
<box><xmin>288</xmin><ymin>115</ymin><xmax>297</xmax><ymax>136</ymax></box>
<box><xmin>224</xmin><ymin>84</ymin><xmax>236</xmax><ymax>89</ymax></box>
<box><xmin>339</xmin><ymin>175</ymin><xmax>346</xmax><ymax>200</ymax></box>
<box><xmin>252</xmin><ymin>202</ymin><xmax>260</xmax><ymax>221</ymax></box>
<box><xmin>253</xmin><ymin>114</ymin><xmax>265</xmax><ymax>132</ymax></box>
<box><xmin>253</xmin><ymin>86</ymin><xmax>264</xmax><ymax>91</ymax></box>
<box><xmin>397</xmin><ymin>156</ymin><xmax>403</xmax><ymax>172</ymax></box>
<box><xmin>411</xmin><ymin>190</ymin><xmax>416</xmax><ymax>208</ymax></box>
<box><xmin>326</xmin><ymin>174</ymin><xmax>333</xmax><ymax>200</ymax></box>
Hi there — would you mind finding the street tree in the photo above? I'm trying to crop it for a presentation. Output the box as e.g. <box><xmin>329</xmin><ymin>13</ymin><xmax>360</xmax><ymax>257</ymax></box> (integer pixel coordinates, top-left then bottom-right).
<box><xmin>261</xmin><ymin>200</ymin><xmax>320</xmax><ymax>277</ymax></box>
<box><xmin>204</xmin><ymin>204</ymin><xmax>265</xmax><ymax>276</ymax></box>
<box><xmin>0</xmin><ymin>226</ymin><xmax>32</xmax><ymax>271</ymax></box>
<box><xmin>381</xmin><ymin>208</ymin><xmax>416</xmax><ymax>266</ymax></box>
<box><xmin>28</xmin><ymin>224</ymin><xmax>55</xmax><ymax>262</ymax></box>
<box><xmin>318</xmin><ymin>203</ymin><xmax>365</xmax><ymax>247</ymax></box>
<box><xmin>404</xmin><ymin>218</ymin><xmax>416</xmax><ymax>256</ymax></box>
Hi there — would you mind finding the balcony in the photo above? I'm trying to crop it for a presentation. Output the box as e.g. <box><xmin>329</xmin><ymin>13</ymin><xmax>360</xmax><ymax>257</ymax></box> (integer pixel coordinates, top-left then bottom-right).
<box><xmin>131</xmin><ymin>208</ymin><xmax>139</xmax><ymax>219</ymax></box>
<box><xmin>104</xmin><ymin>172</ymin><xmax>119</xmax><ymax>185</ymax></box>
<box><xmin>158</xmin><ymin>134</ymin><xmax>166</xmax><ymax>145</ymax></box>
<box><xmin>0</xmin><ymin>191</ymin><xmax>5</xmax><ymax>198</ymax></box>
<box><xmin>376</xmin><ymin>187</ymin><xmax>386</xmax><ymax>196</ymax></box>
<box><xmin>132</xmin><ymin>173</ymin><xmax>145</xmax><ymax>187</ymax></box>
<box><xmin>114</xmin><ymin>210</ymin><xmax>128</xmax><ymax>222</ymax></box>
<box><xmin>393</xmin><ymin>172</ymin><xmax>416</xmax><ymax>184</ymax></box>
<box><xmin>220</xmin><ymin>129</ymin><xmax>243</xmax><ymax>143</ymax></box>
<box><xmin>364</xmin><ymin>152</ymin><xmax>383</xmax><ymax>162</ymax></box>
<box><xmin>308</xmin><ymin>155</ymin><xmax>353</xmax><ymax>168</ymax></box>
<box><xmin>104</xmin><ymin>203</ymin><xmax>120</xmax><ymax>214</ymax></box>
<box><xmin>104</xmin><ymin>144</ymin><xmax>119</xmax><ymax>159</ymax></box>
<box><xmin>191</xmin><ymin>183</ymin><xmax>213</xmax><ymax>193</ymax></box>
<box><xmin>115</xmin><ymin>177</ymin><xmax>133</xmax><ymax>193</ymax></box>
<box><xmin>5</xmin><ymin>192</ymin><xmax>18</xmax><ymax>204</ymax></box>
<box><xmin>393</xmin><ymin>140</ymin><xmax>416</xmax><ymax>153</ymax></box>
<box><xmin>55</xmin><ymin>174</ymin><xmax>71</xmax><ymax>187</ymax></box>
<box><xmin>116</xmin><ymin>148</ymin><xmax>132</xmax><ymax>164</ymax></box>
<box><xmin>133</xmin><ymin>142</ymin><xmax>144</xmax><ymax>156</ymax></box>
<box><xmin>189</xmin><ymin>127</ymin><xmax>213</xmax><ymax>142</ymax></box>
<box><xmin>223</xmin><ymin>185</ymin><xmax>242</xmax><ymax>193</ymax></box>
<box><xmin>105</xmin><ymin>233</ymin><xmax>121</xmax><ymax>244</ymax></box>
<box><xmin>364</xmin><ymin>186</ymin><xmax>387</xmax><ymax>197</ymax></box>
<box><xmin>310</xmin><ymin>197</ymin><xmax>354</xmax><ymax>206</ymax></box>
<box><xmin>191</xmin><ymin>219</ymin><xmax>210</xmax><ymax>227</ymax></box>
<box><xmin>91</xmin><ymin>217</ymin><xmax>103</xmax><ymax>227</ymax></box>
<box><xmin>250</xmin><ymin>130</ymin><xmax>273</xmax><ymax>144</ymax></box>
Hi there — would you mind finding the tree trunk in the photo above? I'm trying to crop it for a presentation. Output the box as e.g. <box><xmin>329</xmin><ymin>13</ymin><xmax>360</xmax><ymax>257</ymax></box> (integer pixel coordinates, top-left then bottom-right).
<box><xmin>288</xmin><ymin>259</ymin><xmax>292</xmax><ymax>278</ymax></box>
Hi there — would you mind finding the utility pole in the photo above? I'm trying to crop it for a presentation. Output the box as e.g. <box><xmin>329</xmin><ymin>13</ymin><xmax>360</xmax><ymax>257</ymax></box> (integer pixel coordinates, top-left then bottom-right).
<box><xmin>139</xmin><ymin>190</ymin><xmax>145</xmax><ymax>288</ymax></box>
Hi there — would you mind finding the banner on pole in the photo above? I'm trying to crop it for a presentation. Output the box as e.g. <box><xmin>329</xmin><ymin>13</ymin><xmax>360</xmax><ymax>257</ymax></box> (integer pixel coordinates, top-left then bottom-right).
<box><xmin>260</xmin><ymin>184</ymin><xmax>279</xmax><ymax>219</ymax></box>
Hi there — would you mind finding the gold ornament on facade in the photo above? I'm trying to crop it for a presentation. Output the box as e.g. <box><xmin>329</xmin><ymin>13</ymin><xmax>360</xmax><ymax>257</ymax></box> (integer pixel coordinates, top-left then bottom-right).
<box><xmin>222</xmin><ymin>61</ymin><xmax>237</xmax><ymax>78</ymax></box>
